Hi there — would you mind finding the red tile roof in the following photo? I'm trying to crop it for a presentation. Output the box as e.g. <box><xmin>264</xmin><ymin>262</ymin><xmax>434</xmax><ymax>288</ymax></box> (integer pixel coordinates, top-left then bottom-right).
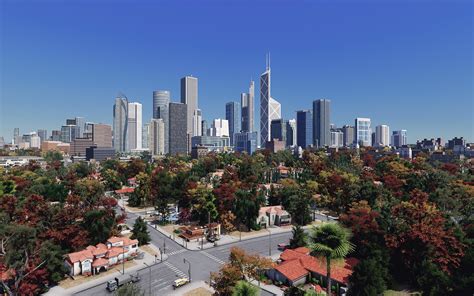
<box><xmin>115</xmin><ymin>187</ymin><xmax>135</xmax><ymax>194</ymax></box>
<box><xmin>67</xmin><ymin>249</ymin><xmax>94</xmax><ymax>263</ymax></box>
<box><xmin>275</xmin><ymin>258</ymin><xmax>309</xmax><ymax>282</ymax></box>
<box><xmin>293</xmin><ymin>247</ymin><xmax>310</xmax><ymax>255</ymax></box>
<box><xmin>107</xmin><ymin>236</ymin><xmax>123</xmax><ymax>244</ymax></box>
<box><xmin>92</xmin><ymin>257</ymin><xmax>109</xmax><ymax>267</ymax></box>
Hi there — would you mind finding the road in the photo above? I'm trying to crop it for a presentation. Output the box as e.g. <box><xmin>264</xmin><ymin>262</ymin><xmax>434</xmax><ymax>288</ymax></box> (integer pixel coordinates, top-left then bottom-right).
<box><xmin>75</xmin><ymin>211</ymin><xmax>292</xmax><ymax>296</ymax></box>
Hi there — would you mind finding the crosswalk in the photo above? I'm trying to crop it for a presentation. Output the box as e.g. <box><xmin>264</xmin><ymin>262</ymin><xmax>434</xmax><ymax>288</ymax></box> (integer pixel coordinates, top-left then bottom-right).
<box><xmin>163</xmin><ymin>261</ymin><xmax>187</xmax><ymax>278</ymax></box>
<box><xmin>166</xmin><ymin>249</ymin><xmax>187</xmax><ymax>256</ymax></box>
<box><xmin>200</xmin><ymin>250</ymin><xmax>226</xmax><ymax>265</ymax></box>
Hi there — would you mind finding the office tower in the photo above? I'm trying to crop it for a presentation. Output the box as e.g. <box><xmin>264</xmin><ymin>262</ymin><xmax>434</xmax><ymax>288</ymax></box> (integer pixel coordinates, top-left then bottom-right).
<box><xmin>287</xmin><ymin>119</ymin><xmax>297</xmax><ymax>147</ymax></box>
<box><xmin>234</xmin><ymin>131</ymin><xmax>258</xmax><ymax>154</ymax></box>
<box><xmin>355</xmin><ymin>118</ymin><xmax>371</xmax><ymax>147</ymax></box>
<box><xmin>201</xmin><ymin>120</ymin><xmax>208</xmax><ymax>137</ymax></box>
<box><xmin>142</xmin><ymin>123</ymin><xmax>150</xmax><ymax>149</ymax></box>
<box><xmin>241</xmin><ymin>80</ymin><xmax>255</xmax><ymax>133</ymax></box>
<box><xmin>30</xmin><ymin>134</ymin><xmax>41</xmax><ymax>149</ymax></box>
<box><xmin>226</xmin><ymin>102</ymin><xmax>241</xmax><ymax>145</ymax></box>
<box><xmin>71</xmin><ymin>138</ymin><xmax>94</xmax><ymax>156</ymax></box>
<box><xmin>86</xmin><ymin>147</ymin><xmax>115</xmax><ymax>162</ymax></box>
<box><xmin>83</xmin><ymin>122</ymin><xmax>94</xmax><ymax>139</ymax></box>
<box><xmin>127</xmin><ymin>102</ymin><xmax>142</xmax><ymax>150</ymax></box>
<box><xmin>392</xmin><ymin>130</ymin><xmax>408</xmax><ymax>148</ymax></box>
<box><xmin>37</xmin><ymin>129</ymin><xmax>47</xmax><ymax>143</ymax></box>
<box><xmin>260</xmin><ymin>55</ymin><xmax>282</xmax><ymax>145</ymax></box>
<box><xmin>75</xmin><ymin>117</ymin><xmax>86</xmax><ymax>137</ymax></box>
<box><xmin>51</xmin><ymin>130</ymin><xmax>61</xmax><ymax>141</ymax></box>
<box><xmin>342</xmin><ymin>125</ymin><xmax>355</xmax><ymax>147</ymax></box>
<box><xmin>313</xmin><ymin>99</ymin><xmax>331</xmax><ymax>148</ymax></box>
<box><xmin>270</xmin><ymin>119</ymin><xmax>287</xmax><ymax>143</ymax></box>
<box><xmin>181</xmin><ymin>75</ymin><xmax>199</xmax><ymax>137</ymax></box>
<box><xmin>168</xmin><ymin>102</ymin><xmax>187</xmax><ymax>155</ymax></box>
<box><xmin>191</xmin><ymin>136</ymin><xmax>230</xmax><ymax>152</ymax></box>
<box><xmin>13</xmin><ymin>128</ymin><xmax>20</xmax><ymax>145</ymax></box>
<box><xmin>330</xmin><ymin>129</ymin><xmax>344</xmax><ymax>148</ymax></box>
<box><xmin>375</xmin><ymin>125</ymin><xmax>390</xmax><ymax>147</ymax></box>
<box><xmin>193</xmin><ymin>109</ymin><xmax>202</xmax><ymax>137</ymax></box>
<box><xmin>153</xmin><ymin>90</ymin><xmax>170</xmax><ymax>153</ymax></box>
<box><xmin>371</xmin><ymin>132</ymin><xmax>376</xmax><ymax>147</ymax></box>
<box><xmin>66</xmin><ymin>118</ymin><xmax>76</xmax><ymax>125</ymax></box>
<box><xmin>210</xmin><ymin>119</ymin><xmax>229</xmax><ymax>137</ymax></box>
<box><xmin>296</xmin><ymin>110</ymin><xmax>313</xmax><ymax>149</ymax></box>
<box><xmin>92</xmin><ymin>124</ymin><xmax>113</xmax><ymax>147</ymax></box>
<box><xmin>149</xmin><ymin>119</ymin><xmax>165</xmax><ymax>156</ymax></box>
<box><xmin>113</xmin><ymin>96</ymin><xmax>128</xmax><ymax>152</ymax></box>
<box><xmin>60</xmin><ymin>125</ymin><xmax>79</xmax><ymax>143</ymax></box>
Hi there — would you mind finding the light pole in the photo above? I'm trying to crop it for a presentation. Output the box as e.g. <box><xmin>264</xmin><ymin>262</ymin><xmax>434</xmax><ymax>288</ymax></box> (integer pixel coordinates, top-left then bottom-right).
<box><xmin>122</xmin><ymin>246</ymin><xmax>126</xmax><ymax>274</ymax></box>
<box><xmin>183</xmin><ymin>258</ymin><xmax>191</xmax><ymax>282</ymax></box>
<box><xmin>143</xmin><ymin>262</ymin><xmax>152</xmax><ymax>296</ymax></box>
<box><xmin>267</xmin><ymin>228</ymin><xmax>272</xmax><ymax>256</ymax></box>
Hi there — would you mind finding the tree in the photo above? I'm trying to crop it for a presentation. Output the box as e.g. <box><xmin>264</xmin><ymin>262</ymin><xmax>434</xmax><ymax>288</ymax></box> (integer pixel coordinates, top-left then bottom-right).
<box><xmin>289</xmin><ymin>225</ymin><xmax>307</xmax><ymax>249</ymax></box>
<box><xmin>348</xmin><ymin>257</ymin><xmax>387</xmax><ymax>296</ymax></box>
<box><xmin>83</xmin><ymin>209</ymin><xmax>115</xmax><ymax>245</ymax></box>
<box><xmin>211</xmin><ymin>264</ymin><xmax>243</xmax><ymax>296</ymax></box>
<box><xmin>39</xmin><ymin>241</ymin><xmax>66</xmax><ymax>284</ymax></box>
<box><xmin>234</xmin><ymin>190</ymin><xmax>264</xmax><ymax>231</ymax></box>
<box><xmin>102</xmin><ymin>169</ymin><xmax>122</xmax><ymax>191</ymax></box>
<box><xmin>130</xmin><ymin>217</ymin><xmax>150</xmax><ymax>245</ymax></box>
<box><xmin>308</xmin><ymin>223</ymin><xmax>354</xmax><ymax>296</ymax></box>
<box><xmin>232</xmin><ymin>281</ymin><xmax>258</xmax><ymax>296</ymax></box>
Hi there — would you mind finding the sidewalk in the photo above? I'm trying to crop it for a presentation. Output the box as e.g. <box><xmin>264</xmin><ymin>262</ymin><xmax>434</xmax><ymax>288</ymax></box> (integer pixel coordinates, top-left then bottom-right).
<box><xmin>45</xmin><ymin>244</ymin><xmax>163</xmax><ymax>296</ymax></box>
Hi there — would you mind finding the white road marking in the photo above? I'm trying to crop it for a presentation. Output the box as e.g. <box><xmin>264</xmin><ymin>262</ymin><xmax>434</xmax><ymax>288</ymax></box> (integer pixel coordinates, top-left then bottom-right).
<box><xmin>200</xmin><ymin>251</ymin><xmax>225</xmax><ymax>265</ymax></box>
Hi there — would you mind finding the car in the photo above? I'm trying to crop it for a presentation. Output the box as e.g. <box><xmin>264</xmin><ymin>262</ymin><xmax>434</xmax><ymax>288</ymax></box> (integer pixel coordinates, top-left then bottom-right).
<box><xmin>173</xmin><ymin>277</ymin><xmax>189</xmax><ymax>289</ymax></box>
<box><xmin>277</xmin><ymin>243</ymin><xmax>289</xmax><ymax>250</ymax></box>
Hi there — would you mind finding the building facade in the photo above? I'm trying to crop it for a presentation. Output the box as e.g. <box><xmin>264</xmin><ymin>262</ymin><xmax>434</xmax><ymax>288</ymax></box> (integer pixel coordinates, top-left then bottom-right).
<box><xmin>181</xmin><ymin>76</ymin><xmax>199</xmax><ymax>152</ymax></box>
<box><xmin>286</xmin><ymin>119</ymin><xmax>296</xmax><ymax>147</ymax></box>
<box><xmin>113</xmin><ymin>96</ymin><xmax>128</xmax><ymax>152</ymax></box>
<box><xmin>152</xmin><ymin>90</ymin><xmax>170</xmax><ymax>153</ymax></box>
<box><xmin>375</xmin><ymin>125</ymin><xmax>390</xmax><ymax>147</ymax></box>
<box><xmin>241</xmin><ymin>80</ymin><xmax>255</xmax><ymax>133</ymax></box>
<box><xmin>296</xmin><ymin>110</ymin><xmax>313</xmax><ymax>149</ymax></box>
<box><xmin>260</xmin><ymin>56</ymin><xmax>281</xmax><ymax>146</ymax></box>
<box><xmin>355</xmin><ymin>118</ymin><xmax>371</xmax><ymax>147</ymax></box>
<box><xmin>313</xmin><ymin>99</ymin><xmax>331</xmax><ymax>148</ymax></box>
<box><xmin>210</xmin><ymin>119</ymin><xmax>229</xmax><ymax>137</ymax></box>
<box><xmin>92</xmin><ymin>124</ymin><xmax>113</xmax><ymax>148</ymax></box>
<box><xmin>342</xmin><ymin>125</ymin><xmax>355</xmax><ymax>147</ymax></box>
<box><xmin>392</xmin><ymin>130</ymin><xmax>408</xmax><ymax>148</ymax></box>
<box><xmin>127</xmin><ymin>102</ymin><xmax>142</xmax><ymax>151</ymax></box>
<box><xmin>226</xmin><ymin>101</ymin><xmax>241</xmax><ymax>145</ymax></box>
<box><xmin>149</xmin><ymin>119</ymin><xmax>165</xmax><ymax>156</ymax></box>
<box><xmin>168</xmin><ymin>102</ymin><xmax>188</xmax><ymax>155</ymax></box>
<box><xmin>270</xmin><ymin>119</ymin><xmax>287</xmax><ymax>144</ymax></box>
<box><xmin>234</xmin><ymin>131</ymin><xmax>258</xmax><ymax>155</ymax></box>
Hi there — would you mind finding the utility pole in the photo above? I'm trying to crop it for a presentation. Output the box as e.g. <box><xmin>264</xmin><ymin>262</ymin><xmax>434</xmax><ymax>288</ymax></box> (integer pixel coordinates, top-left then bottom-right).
<box><xmin>183</xmin><ymin>258</ymin><xmax>191</xmax><ymax>282</ymax></box>
<box><xmin>122</xmin><ymin>246</ymin><xmax>126</xmax><ymax>274</ymax></box>
<box><xmin>268</xmin><ymin>229</ymin><xmax>272</xmax><ymax>256</ymax></box>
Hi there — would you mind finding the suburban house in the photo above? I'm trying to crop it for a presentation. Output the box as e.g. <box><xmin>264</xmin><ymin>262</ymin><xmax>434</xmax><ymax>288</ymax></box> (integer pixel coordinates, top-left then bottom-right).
<box><xmin>257</xmin><ymin>205</ymin><xmax>291</xmax><ymax>228</ymax></box>
<box><xmin>64</xmin><ymin>236</ymin><xmax>139</xmax><ymax>276</ymax></box>
<box><xmin>179</xmin><ymin>223</ymin><xmax>221</xmax><ymax>242</ymax></box>
<box><xmin>268</xmin><ymin>247</ymin><xmax>358</xmax><ymax>292</ymax></box>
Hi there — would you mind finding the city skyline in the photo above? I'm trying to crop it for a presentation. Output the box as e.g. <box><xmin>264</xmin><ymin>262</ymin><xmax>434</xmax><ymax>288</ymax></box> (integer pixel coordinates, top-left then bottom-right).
<box><xmin>2</xmin><ymin>1</ymin><xmax>473</xmax><ymax>143</ymax></box>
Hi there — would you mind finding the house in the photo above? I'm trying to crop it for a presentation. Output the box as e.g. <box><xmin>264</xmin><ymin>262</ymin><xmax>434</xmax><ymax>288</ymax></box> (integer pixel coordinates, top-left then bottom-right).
<box><xmin>179</xmin><ymin>223</ymin><xmax>221</xmax><ymax>242</ymax></box>
<box><xmin>257</xmin><ymin>205</ymin><xmax>291</xmax><ymax>228</ymax></box>
<box><xmin>64</xmin><ymin>236</ymin><xmax>139</xmax><ymax>276</ymax></box>
<box><xmin>268</xmin><ymin>247</ymin><xmax>358</xmax><ymax>290</ymax></box>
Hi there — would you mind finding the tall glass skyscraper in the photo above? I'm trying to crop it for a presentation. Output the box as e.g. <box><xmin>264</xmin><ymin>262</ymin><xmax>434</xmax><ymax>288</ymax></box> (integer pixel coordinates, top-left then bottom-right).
<box><xmin>226</xmin><ymin>101</ymin><xmax>241</xmax><ymax>145</ymax></box>
<box><xmin>181</xmin><ymin>76</ymin><xmax>199</xmax><ymax>136</ymax></box>
<box><xmin>355</xmin><ymin>118</ymin><xmax>372</xmax><ymax>147</ymax></box>
<box><xmin>127</xmin><ymin>102</ymin><xmax>142</xmax><ymax>150</ymax></box>
<box><xmin>313</xmin><ymin>99</ymin><xmax>331</xmax><ymax>148</ymax></box>
<box><xmin>153</xmin><ymin>90</ymin><xmax>170</xmax><ymax>154</ymax></box>
<box><xmin>296</xmin><ymin>110</ymin><xmax>313</xmax><ymax>149</ymax></box>
<box><xmin>241</xmin><ymin>80</ymin><xmax>255</xmax><ymax>133</ymax></box>
<box><xmin>169</xmin><ymin>102</ymin><xmax>188</xmax><ymax>155</ymax></box>
<box><xmin>113</xmin><ymin>95</ymin><xmax>128</xmax><ymax>152</ymax></box>
<box><xmin>260</xmin><ymin>54</ymin><xmax>281</xmax><ymax>146</ymax></box>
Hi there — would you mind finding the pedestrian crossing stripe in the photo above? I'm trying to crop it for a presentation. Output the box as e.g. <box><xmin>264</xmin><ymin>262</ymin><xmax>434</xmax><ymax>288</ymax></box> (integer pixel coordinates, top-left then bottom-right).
<box><xmin>200</xmin><ymin>251</ymin><xmax>225</xmax><ymax>265</ymax></box>
<box><xmin>166</xmin><ymin>249</ymin><xmax>187</xmax><ymax>256</ymax></box>
<box><xmin>163</xmin><ymin>262</ymin><xmax>187</xmax><ymax>277</ymax></box>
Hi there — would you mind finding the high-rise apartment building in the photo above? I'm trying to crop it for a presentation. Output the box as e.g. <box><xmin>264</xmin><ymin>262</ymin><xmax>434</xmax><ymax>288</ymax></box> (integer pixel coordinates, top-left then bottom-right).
<box><xmin>241</xmin><ymin>81</ymin><xmax>255</xmax><ymax>133</ymax></box>
<box><xmin>342</xmin><ymin>125</ymin><xmax>355</xmax><ymax>147</ymax></box>
<box><xmin>149</xmin><ymin>119</ymin><xmax>165</xmax><ymax>156</ymax></box>
<box><xmin>113</xmin><ymin>96</ymin><xmax>128</xmax><ymax>152</ymax></box>
<box><xmin>313</xmin><ymin>99</ymin><xmax>331</xmax><ymax>148</ymax></box>
<box><xmin>375</xmin><ymin>125</ymin><xmax>390</xmax><ymax>147</ymax></box>
<box><xmin>153</xmin><ymin>90</ymin><xmax>170</xmax><ymax>153</ymax></box>
<box><xmin>330</xmin><ymin>129</ymin><xmax>344</xmax><ymax>148</ymax></box>
<box><xmin>226</xmin><ymin>101</ymin><xmax>241</xmax><ymax>145</ymax></box>
<box><xmin>392</xmin><ymin>130</ymin><xmax>407</xmax><ymax>148</ymax></box>
<box><xmin>355</xmin><ymin>118</ymin><xmax>372</xmax><ymax>147</ymax></box>
<box><xmin>260</xmin><ymin>55</ymin><xmax>282</xmax><ymax>145</ymax></box>
<box><xmin>168</xmin><ymin>102</ymin><xmax>187</xmax><ymax>155</ymax></box>
<box><xmin>296</xmin><ymin>110</ymin><xmax>313</xmax><ymax>149</ymax></box>
<box><xmin>127</xmin><ymin>102</ymin><xmax>142</xmax><ymax>150</ymax></box>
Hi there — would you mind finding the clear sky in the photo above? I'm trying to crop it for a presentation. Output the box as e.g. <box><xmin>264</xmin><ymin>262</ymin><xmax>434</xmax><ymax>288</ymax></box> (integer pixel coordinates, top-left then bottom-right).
<box><xmin>1</xmin><ymin>0</ymin><xmax>473</xmax><ymax>143</ymax></box>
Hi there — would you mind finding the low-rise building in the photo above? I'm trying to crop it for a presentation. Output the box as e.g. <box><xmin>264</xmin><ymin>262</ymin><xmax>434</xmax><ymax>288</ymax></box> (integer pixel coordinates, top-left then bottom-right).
<box><xmin>257</xmin><ymin>205</ymin><xmax>291</xmax><ymax>228</ymax></box>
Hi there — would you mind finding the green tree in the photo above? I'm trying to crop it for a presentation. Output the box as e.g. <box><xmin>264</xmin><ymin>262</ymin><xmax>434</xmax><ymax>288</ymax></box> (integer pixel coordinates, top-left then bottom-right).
<box><xmin>234</xmin><ymin>190</ymin><xmax>263</xmax><ymax>231</ymax></box>
<box><xmin>308</xmin><ymin>223</ymin><xmax>354</xmax><ymax>296</ymax></box>
<box><xmin>232</xmin><ymin>281</ymin><xmax>258</xmax><ymax>296</ymax></box>
<box><xmin>348</xmin><ymin>257</ymin><xmax>387</xmax><ymax>296</ymax></box>
<box><xmin>102</xmin><ymin>169</ymin><xmax>122</xmax><ymax>191</ymax></box>
<box><xmin>39</xmin><ymin>241</ymin><xmax>66</xmax><ymax>283</ymax></box>
<box><xmin>289</xmin><ymin>225</ymin><xmax>307</xmax><ymax>249</ymax></box>
<box><xmin>190</xmin><ymin>185</ymin><xmax>218</xmax><ymax>225</ymax></box>
<box><xmin>130</xmin><ymin>217</ymin><xmax>150</xmax><ymax>245</ymax></box>
<box><xmin>83</xmin><ymin>209</ymin><xmax>115</xmax><ymax>245</ymax></box>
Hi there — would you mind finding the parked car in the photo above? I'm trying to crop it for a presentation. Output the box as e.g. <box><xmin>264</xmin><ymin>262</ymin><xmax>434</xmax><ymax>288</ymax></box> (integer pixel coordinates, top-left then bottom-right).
<box><xmin>277</xmin><ymin>243</ymin><xmax>289</xmax><ymax>251</ymax></box>
<box><xmin>106</xmin><ymin>274</ymin><xmax>140</xmax><ymax>292</ymax></box>
<box><xmin>173</xmin><ymin>277</ymin><xmax>189</xmax><ymax>289</ymax></box>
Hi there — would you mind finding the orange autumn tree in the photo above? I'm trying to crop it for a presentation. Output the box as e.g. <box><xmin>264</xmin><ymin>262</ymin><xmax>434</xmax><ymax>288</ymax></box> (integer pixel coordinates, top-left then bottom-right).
<box><xmin>385</xmin><ymin>189</ymin><xmax>464</xmax><ymax>274</ymax></box>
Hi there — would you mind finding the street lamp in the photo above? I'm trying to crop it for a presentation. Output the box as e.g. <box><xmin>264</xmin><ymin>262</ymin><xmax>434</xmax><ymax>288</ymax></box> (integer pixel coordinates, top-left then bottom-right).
<box><xmin>143</xmin><ymin>262</ymin><xmax>152</xmax><ymax>296</ymax></box>
<box><xmin>183</xmin><ymin>258</ymin><xmax>191</xmax><ymax>282</ymax></box>
<box><xmin>267</xmin><ymin>228</ymin><xmax>272</xmax><ymax>256</ymax></box>
<box><xmin>122</xmin><ymin>245</ymin><xmax>126</xmax><ymax>274</ymax></box>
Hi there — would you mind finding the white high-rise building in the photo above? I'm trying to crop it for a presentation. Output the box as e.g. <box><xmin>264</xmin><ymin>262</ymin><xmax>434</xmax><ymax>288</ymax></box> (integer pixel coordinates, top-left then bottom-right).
<box><xmin>193</xmin><ymin>109</ymin><xmax>202</xmax><ymax>137</ymax></box>
<box><xmin>355</xmin><ymin>118</ymin><xmax>371</xmax><ymax>147</ymax></box>
<box><xmin>127</xmin><ymin>102</ymin><xmax>142</xmax><ymax>150</ymax></box>
<box><xmin>142</xmin><ymin>123</ymin><xmax>150</xmax><ymax>149</ymax></box>
<box><xmin>210</xmin><ymin>119</ymin><xmax>229</xmax><ymax>137</ymax></box>
<box><xmin>149</xmin><ymin>119</ymin><xmax>165</xmax><ymax>156</ymax></box>
<box><xmin>30</xmin><ymin>134</ymin><xmax>41</xmax><ymax>149</ymax></box>
<box><xmin>330</xmin><ymin>130</ymin><xmax>344</xmax><ymax>148</ymax></box>
<box><xmin>288</xmin><ymin>119</ymin><xmax>297</xmax><ymax>147</ymax></box>
<box><xmin>375</xmin><ymin>125</ymin><xmax>390</xmax><ymax>147</ymax></box>
<box><xmin>260</xmin><ymin>54</ymin><xmax>281</xmax><ymax>145</ymax></box>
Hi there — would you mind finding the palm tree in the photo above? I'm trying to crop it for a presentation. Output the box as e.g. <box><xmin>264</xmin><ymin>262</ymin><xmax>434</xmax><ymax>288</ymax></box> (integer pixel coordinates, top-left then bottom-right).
<box><xmin>308</xmin><ymin>223</ymin><xmax>354</xmax><ymax>296</ymax></box>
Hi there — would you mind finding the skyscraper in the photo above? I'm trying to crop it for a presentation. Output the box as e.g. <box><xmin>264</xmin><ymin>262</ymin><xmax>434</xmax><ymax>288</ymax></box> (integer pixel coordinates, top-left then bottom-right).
<box><xmin>201</xmin><ymin>120</ymin><xmax>208</xmax><ymax>136</ymax></box>
<box><xmin>226</xmin><ymin>101</ymin><xmax>241</xmax><ymax>145</ymax></box>
<box><xmin>37</xmin><ymin>129</ymin><xmax>47</xmax><ymax>143</ymax></box>
<box><xmin>60</xmin><ymin>125</ymin><xmax>79</xmax><ymax>143</ymax></box>
<box><xmin>330</xmin><ymin>129</ymin><xmax>344</xmax><ymax>148</ymax></box>
<box><xmin>270</xmin><ymin>119</ymin><xmax>287</xmax><ymax>143</ymax></box>
<box><xmin>260</xmin><ymin>55</ymin><xmax>281</xmax><ymax>146</ymax></box>
<box><xmin>127</xmin><ymin>102</ymin><xmax>142</xmax><ymax>150</ymax></box>
<box><xmin>181</xmin><ymin>76</ymin><xmax>199</xmax><ymax>152</ymax></box>
<box><xmin>392</xmin><ymin>130</ymin><xmax>408</xmax><ymax>148</ymax></box>
<box><xmin>210</xmin><ymin>119</ymin><xmax>229</xmax><ymax>137</ymax></box>
<box><xmin>142</xmin><ymin>123</ymin><xmax>150</xmax><ymax>149</ymax></box>
<box><xmin>75</xmin><ymin>117</ymin><xmax>86</xmax><ymax>137</ymax></box>
<box><xmin>193</xmin><ymin>109</ymin><xmax>203</xmax><ymax>137</ymax></box>
<box><xmin>113</xmin><ymin>95</ymin><xmax>128</xmax><ymax>152</ymax></box>
<box><xmin>355</xmin><ymin>118</ymin><xmax>371</xmax><ymax>147</ymax></box>
<box><xmin>375</xmin><ymin>125</ymin><xmax>390</xmax><ymax>147</ymax></box>
<box><xmin>149</xmin><ymin>119</ymin><xmax>165</xmax><ymax>156</ymax></box>
<box><xmin>168</xmin><ymin>102</ymin><xmax>187</xmax><ymax>155</ymax></box>
<box><xmin>313</xmin><ymin>99</ymin><xmax>331</xmax><ymax>148</ymax></box>
<box><xmin>241</xmin><ymin>80</ymin><xmax>255</xmax><ymax>133</ymax></box>
<box><xmin>234</xmin><ymin>131</ymin><xmax>258</xmax><ymax>155</ymax></box>
<box><xmin>13</xmin><ymin>128</ymin><xmax>20</xmax><ymax>145</ymax></box>
<box><xmin>342</xmin><ymin>125</ymin><xmax>355</xmax><ymax>147</ymax></box>
<box><xmin>296</xmin><ymin>110</ymin><xmax>313</xmax><ymax>149</ymax></box>
<box><xmin>92</xmin><ymin>124</ymin><xmax>113</xmax><ymax>148</ymax></box>
<box><xmin>153</xmin><ymin>90</ymin><xmax>170</xmax><ymax>154</ymax></box>
<box><xmin>287</xmin><ymin>119</ymin><xmax>297</xmax><ymax>147</ymax></box>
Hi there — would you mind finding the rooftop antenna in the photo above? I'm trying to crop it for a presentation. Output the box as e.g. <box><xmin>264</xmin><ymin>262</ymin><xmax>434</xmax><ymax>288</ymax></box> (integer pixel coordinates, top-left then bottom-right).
<box><xmin>268</xmin><ymin>52</ymin><xmax>271</xmax><ymax>70</ymax></box>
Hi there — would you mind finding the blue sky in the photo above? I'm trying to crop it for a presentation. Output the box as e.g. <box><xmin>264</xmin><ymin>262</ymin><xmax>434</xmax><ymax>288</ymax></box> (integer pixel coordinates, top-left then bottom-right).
<box><xmin>1</xmin><ymin>0</ymin><xmax>473</xmax><ymax>143</ymax></box>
